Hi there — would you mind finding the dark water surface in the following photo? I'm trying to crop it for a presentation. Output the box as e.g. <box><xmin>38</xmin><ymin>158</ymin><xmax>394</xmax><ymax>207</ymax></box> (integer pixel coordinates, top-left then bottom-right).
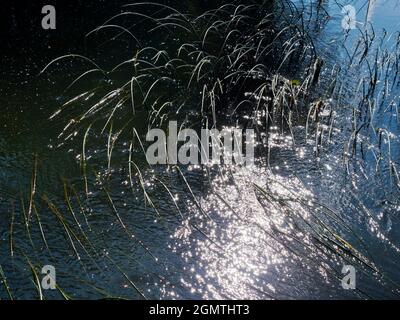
<box><xmin>1</xmin><ymin>0</ymin><xmax>400</xmax><ymax>299</ymax></box>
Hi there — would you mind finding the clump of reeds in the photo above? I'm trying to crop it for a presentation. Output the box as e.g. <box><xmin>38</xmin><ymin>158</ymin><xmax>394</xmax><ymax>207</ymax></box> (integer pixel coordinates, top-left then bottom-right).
<box><xmin>0</xmin><ymin>0</ymin><xmax>320</xmax><ymax>300</ymax></box>
<box><xmin>4</xmin><ymin>0</ymin><xmax>399</xmax><ymax>300</ymax></box>
<box><xmin>42</xmin><ymin>1</ymin><xmax>318</xmax><ymax>147</ymax></box>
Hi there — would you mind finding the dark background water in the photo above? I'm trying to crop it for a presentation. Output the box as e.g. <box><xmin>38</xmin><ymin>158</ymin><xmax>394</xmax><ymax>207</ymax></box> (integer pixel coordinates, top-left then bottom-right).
<box><xmin>1</xmin><ymin>0</ymin><xmax>222</xmax><ymax>82</ymax></box>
